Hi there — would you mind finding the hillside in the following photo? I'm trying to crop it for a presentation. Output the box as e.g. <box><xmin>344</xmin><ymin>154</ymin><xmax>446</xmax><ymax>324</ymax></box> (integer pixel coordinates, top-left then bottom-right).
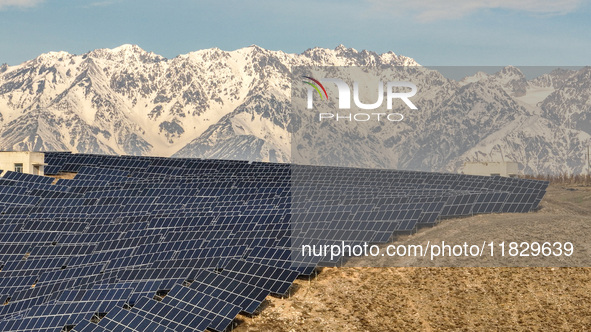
<box><xmin>233</xmin><ymin>185</ymin><xmax>591</xmax><ymax>331</ymax></box>
<box><xmin>1</xmin><ymin>46</ymin><xmax>590</xmax><ymax>174</ymax></box>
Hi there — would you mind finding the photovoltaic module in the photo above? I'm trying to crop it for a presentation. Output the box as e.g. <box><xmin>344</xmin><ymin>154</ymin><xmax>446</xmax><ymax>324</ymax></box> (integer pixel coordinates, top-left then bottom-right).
<box><xmin>0</xmin><ymin>152</ymin><xmax>547</xmax><ymax>331</ymax></box>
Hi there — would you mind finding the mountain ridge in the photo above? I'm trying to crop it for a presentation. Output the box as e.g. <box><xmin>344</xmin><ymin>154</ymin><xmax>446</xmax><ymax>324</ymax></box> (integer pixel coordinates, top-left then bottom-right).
<box><xmin>0</xmin><ymin>45</ymin><xmax>589</xmax><ymax>174</ymax></box>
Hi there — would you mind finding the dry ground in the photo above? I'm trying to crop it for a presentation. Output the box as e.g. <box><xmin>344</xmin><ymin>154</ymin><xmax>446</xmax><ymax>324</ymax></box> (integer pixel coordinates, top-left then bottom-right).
<box><xmin>233</xmin><ymin>185</ymin><xmax>591</xmax><ymax>331</ymax></box>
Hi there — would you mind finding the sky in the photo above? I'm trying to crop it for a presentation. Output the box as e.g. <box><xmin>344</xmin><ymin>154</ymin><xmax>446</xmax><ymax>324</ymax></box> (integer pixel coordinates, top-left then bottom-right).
<box><xmin>1</xmin><ymin>0</ymin><xmax>590</xmax><ymax>66</ymax></box>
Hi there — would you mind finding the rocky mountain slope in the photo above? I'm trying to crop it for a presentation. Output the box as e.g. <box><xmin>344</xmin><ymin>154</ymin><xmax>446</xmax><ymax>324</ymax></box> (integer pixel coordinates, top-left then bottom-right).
<box><xmin>0</xmin><ymin>45</ymin><xmax>589</xmax><ymax>174</ymax></box>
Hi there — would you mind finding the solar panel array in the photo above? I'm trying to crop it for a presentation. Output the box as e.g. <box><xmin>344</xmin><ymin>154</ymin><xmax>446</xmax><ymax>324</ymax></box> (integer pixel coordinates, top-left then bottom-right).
<box><xmin>0</xmin><ymin>152</ymin><xmax>548</xmax><ymax>331</ymax></box>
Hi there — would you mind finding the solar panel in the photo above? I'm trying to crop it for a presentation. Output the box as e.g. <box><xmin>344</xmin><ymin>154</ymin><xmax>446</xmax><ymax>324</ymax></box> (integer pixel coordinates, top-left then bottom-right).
<box><xmin>0</xmin><ymin>152</ymin><xmax>548</xmax><ymax>330</ymax></box>
<box><xmin>188</xmin><ymin>269</ymin><xmax>271</xmax><ymax>314</ymax></box>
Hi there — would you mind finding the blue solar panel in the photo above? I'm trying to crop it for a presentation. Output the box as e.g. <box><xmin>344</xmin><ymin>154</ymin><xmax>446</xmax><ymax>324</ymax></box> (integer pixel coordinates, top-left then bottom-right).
<box><xmin>0</xmin><ymin>152</ymin><xmax>548</xmax><ymax>330</ymax></box>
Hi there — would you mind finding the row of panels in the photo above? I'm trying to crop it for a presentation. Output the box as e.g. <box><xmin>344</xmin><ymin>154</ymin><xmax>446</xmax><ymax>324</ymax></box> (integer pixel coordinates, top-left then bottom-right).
<box><xmin>0</xmin><ymin>152</ymin><xmax>548</xmax><ymax>331</ymax></box>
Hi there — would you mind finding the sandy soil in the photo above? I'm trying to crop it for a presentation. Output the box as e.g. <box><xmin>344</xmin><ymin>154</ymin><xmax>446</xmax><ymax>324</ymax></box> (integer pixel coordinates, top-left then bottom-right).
<box><xmin>233</xmin><ymin>185</ymin><xmax>591</xmax><ymax>331</ymax></box>
<box><xmin>49</xmin><ymin>172</ymin><xmax>77</xmax><ymax>183</ymax></box>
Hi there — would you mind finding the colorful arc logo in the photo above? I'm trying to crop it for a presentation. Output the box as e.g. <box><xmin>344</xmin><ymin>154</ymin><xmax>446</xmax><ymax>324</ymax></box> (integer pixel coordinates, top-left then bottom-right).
<box><xmin>302</xmin><ymin>76</ymin><xmax>328</xmax><ymax>100</ymax></box>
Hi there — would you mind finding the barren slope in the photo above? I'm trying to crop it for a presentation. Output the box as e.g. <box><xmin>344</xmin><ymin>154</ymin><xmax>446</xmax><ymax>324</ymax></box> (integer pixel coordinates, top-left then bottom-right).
<box><xmin>233</xmin><ymin>185</ymin><xmax>591</xmax><ymax>331</ymax></box>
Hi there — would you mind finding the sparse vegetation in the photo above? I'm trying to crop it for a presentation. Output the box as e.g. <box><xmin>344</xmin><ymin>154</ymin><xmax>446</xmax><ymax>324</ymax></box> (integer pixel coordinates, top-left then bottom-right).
<box><xmin>523</xmin><ymin>174</ymin><xmax>591</xmax><ymax>186</ymax></box>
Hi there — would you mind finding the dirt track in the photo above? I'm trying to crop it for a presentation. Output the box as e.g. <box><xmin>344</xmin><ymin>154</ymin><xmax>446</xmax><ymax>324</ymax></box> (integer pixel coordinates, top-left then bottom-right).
<box><xmin>233</xmin><ymin>185</ymin><xmax>591</xmax><ymax>331</ymax></box>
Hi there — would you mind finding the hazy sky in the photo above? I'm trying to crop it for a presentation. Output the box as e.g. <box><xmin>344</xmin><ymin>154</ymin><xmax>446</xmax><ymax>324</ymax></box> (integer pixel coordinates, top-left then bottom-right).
<box><xmin>1</xmin><ymin>0</ymin><xmax>590</xmax><ymax>66</ymax></box>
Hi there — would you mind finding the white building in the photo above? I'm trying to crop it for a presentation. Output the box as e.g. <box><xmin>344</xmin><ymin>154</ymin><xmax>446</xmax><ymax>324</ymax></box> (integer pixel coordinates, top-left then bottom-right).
<box><xmin>0</xmin><ymin>151</ymin><xmax>45</xmax><ymax>176</ymax></box>
<box><xmin>461</xmin><ymin>161</ymin><xmax>519</xmax><ymax>178</ymax></box>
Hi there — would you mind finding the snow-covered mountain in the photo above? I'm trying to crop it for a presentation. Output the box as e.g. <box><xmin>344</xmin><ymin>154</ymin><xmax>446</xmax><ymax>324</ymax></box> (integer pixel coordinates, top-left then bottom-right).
<box><xmin>0</xmin><ymin>45</ymin><xmax>589</xmax><ymax>174</ymax></box>
<box><xmin>455</xmin><ymin>66</ymin><xmax>591</xmax><ymax>174</ymax></box>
